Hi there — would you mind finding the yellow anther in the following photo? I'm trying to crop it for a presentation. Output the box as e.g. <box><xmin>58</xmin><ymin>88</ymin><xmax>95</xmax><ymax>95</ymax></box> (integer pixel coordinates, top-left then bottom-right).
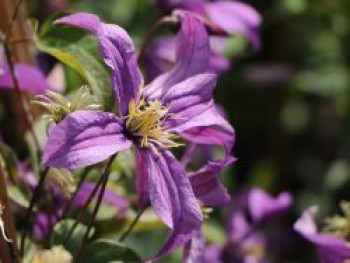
<box><xmin>125</xmin><ymin>99</ymin><xmax>182</xmax><ymax>150</ymax></box>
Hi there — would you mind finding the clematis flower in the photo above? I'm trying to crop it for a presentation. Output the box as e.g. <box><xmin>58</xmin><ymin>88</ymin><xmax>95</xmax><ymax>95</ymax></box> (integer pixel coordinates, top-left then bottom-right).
<box><xmin>153</xmin><ymin>0</ymin><xmax>262</xmax><ymax>50</ymax></box>
<box><xmin>42</xmin><ymin>11</ymin><xmax>234</xmax><ymax>259</ymax></box>
<box><xmin>294</xmin><ymin>204</ymin><xmax>350</xmax><ymax>263</ymax></box>
<box><xmin>147</xmin><ymin>0</ymin><xmax>262</xmax><ymax>78</ymax></box>
<box><xmin>184</xmin><ymin>188</ymin><xmax>292</xmax><ymax>263</ymax></box>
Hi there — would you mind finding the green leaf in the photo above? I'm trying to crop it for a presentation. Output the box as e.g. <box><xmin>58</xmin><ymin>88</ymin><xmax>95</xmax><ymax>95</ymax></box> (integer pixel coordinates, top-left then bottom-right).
<box><xmin>7</xmin><ymin>186</ymin><xmax>29</xmax><ymax>208</ymax></box>
<box><xmin>33</xmin><ymin>16</ymin><xmax>114</xmax><ymax>110</ymax></box>
<box><xmin>78</xmin><ymin>239</ymin><xmax>142</xmax><ymax>263</ymax></box>
<box><xmin>51</xmin><ymin>219</ymin><xmax>93</xmax><ymax>254</ymax></box>
<box><xmin>0</xmin><ymin>142</ymin><xmax>19</xmax><ymax>181</ymax></box>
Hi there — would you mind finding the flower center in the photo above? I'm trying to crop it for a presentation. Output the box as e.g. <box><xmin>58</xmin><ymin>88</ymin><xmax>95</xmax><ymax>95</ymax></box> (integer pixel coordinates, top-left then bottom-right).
<box><xmin>323</xmin><ymin>201</ymin><xmax>350</xmax><ymax>241</ymax></box>
<box><xmin>125</xmin><ymin>99</ymin><xmax>181</xmax><ymax>149</ymax></box>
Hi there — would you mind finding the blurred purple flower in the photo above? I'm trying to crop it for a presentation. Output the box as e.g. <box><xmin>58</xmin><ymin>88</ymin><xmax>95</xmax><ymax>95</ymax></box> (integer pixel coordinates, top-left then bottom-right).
<box><xmin>294</xmin><ymin>206</ymin><xmax>350</xmax><ymax>263</ymax></box>
<box><xmin>154</xmin><ymin>0</ymin><xmax>261</xmax><ymax>49</ymax></box>
<box><xmin>184</xmin><ymin>188</ymin><xmax>292</xmax><ymax>263</ymax></box>
<box><xmin>145</xmin><ymin>35</ymin><xmax>230</xmax><ymax>80</ymax></box>
<box><xmin>0</xmin><ymin>55</ymin><xmax>50</xmax><ymax>95</ymax></box>
<box><xmin>147</xmin><ymin>0</ymin><xmax>262</xmax><ymax>78</ymax></box>
<box><xmin>32</xmin><ymin>181</ymin><xmax>130</xmax><ymax>240</ymax></box>
<box><xmin>42</xmin><ymin>12</ymin><xmax>234</xmax><ymax>259</ymax></box>
<box><xmin>12</xmin><ymin>162</ymin><xmax>129</xmax><ymax>240</ymax></box>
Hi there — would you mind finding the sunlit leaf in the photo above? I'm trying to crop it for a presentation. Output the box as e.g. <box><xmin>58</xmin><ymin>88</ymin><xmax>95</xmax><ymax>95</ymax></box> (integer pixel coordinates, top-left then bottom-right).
<box><xmin>33</xmin><ymin>16</ymin><xmax>114</xmax><ymax>110</ymax></box>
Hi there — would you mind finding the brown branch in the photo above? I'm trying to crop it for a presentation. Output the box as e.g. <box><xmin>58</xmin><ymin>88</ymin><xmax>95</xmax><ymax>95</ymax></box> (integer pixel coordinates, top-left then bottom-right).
<box><xmin>0</xmin><ymin>153</ymin><xmax>21</xmax><ymax>263</ymax></box>
<box><xmin>0</xmin><ymin>0</ymin><xmax>41</xmax><ymax>150</ymax></box>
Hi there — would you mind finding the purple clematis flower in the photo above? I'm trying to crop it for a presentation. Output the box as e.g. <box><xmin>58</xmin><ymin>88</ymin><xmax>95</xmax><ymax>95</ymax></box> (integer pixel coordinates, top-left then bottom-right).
<box><xmin>147</xmin><ymin>0</ymin><xmax>262</xmax><ymax>78</ymax></box>
<box><xmin>42</xmin><ymin>12</ymin><xmax>235</xmax><ymax>258</ymax></box>
<box><xmin>154</xmin><ymin>0</ymin><xmax>262</xmax><ymax>50</ymax></box>
<box><xmin>294</xmin><ymin>205</ymin><xmax>350</xmax><ymax>263</ymax></box>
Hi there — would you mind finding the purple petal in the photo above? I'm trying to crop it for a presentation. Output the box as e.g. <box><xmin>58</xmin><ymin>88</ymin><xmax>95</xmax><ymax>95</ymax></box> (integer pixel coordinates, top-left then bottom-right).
<box><xmin>143</xmin><ymin>13</ymin><xmax>210</xmax><ymax>99</ymax></box>
<box><xmin>294</xmin><ymin>206</ymin><xmax>350</xmax><ymax>263</ymax></box>
<box><xmin>189</xmin><ymin>157</ymin><xmax>235</xmax><ymax>207</ymax></box>
<box><xmin>33</xmin><ymin>212</ymin><xmax>56</xmax><ymax>240</ymax></box>
<box><xmin>55</xmin><ymin>13</ymin><xmax>143</xmax><ymax>116</ymax></box>
<box><xmin>205</xmin><ymin>1</ymin><xmax>262</xmax><ymax>50</ymax></box>
<box><xmin>151</xmin><ymin>73</ymin><xmax>216</xmax><ymax>123</ymax></box>
<box><xmin>169</xmin><ymin>104</ymin><xmax>235</xmax><ymax>154</ymax></box>
<box><xmin>204</xmin><ymin>245</ymin><xmax>222</xmax><ymax>263</ymax></box>
<box><xmin>144</xmin><ymin>37</ymin><xmax>176</xmax><ymax>81</ymax></box>
<box><xmin>0</xmin><ymin>63</ymin><xmax>50</xmax><ymax>94</ymax></box>
<box><xmin>183</xmin><ymin>229</ymin><xmax>205</xmax><ymax>263</ymax></box>
<box><xmin>42</xmin><ymin>111</ymin><xmax>132</xmax><ymax>169</ymax></box>
<box><xmin>142</xmin><ymin>148</ymin><xmax>202</xmax><ymax>259</ymax></box>
<box><xmin>229</xmin><ymin>211</ymin><xmax>251</xmax><ymax>242</ymax></box>
<box><xmin>248</xmin><ymin>188</ymin><xmax>292</xmax><ymax>222</ymax></box>
<box><xmin>134</xmin><ymin>148</ymin><xmax>149</xmax><ymax>206</ymax></box>
<box><xmin>73</xmin><ymin>182</ymin><xmax>130</xmax><ymax>215</ymax></box>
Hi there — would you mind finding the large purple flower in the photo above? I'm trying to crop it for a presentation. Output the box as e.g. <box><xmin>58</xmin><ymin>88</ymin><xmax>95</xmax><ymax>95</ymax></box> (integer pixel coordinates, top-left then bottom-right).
<box><xmin>42</xmin><ymin>12</ymin><xmax>234</xmax><ymax>258</ymax></box>
<box><xmin>294</xmin><ymin>205</ymin><xmax>350</xmax><ymax>263</ymax></box>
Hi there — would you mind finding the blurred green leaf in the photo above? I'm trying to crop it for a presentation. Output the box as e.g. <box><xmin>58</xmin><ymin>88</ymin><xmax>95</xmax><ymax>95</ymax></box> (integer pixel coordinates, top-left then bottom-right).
<box><xmin>51</xmin><ymin>219</ymin><xmax>93</xmax><ymax>254</ymax></box>
<box><xmin>78</xmin><ymin>239</ymin><xmax>141</xmax><ymax>263</ymax></box>
<box><xmin>203</xmin><ymin>220</ymin><xmax>226</xmax><ymax>245</ymax></box>
<box><xmin>8</xmin><ymin>186</ymin><xmax>29</xmax><ymax>208</ymax></box>
<box><xmin>294</xmin><ymin>65</ymin><xmax>349</xmax><ymax>97</ymax></box>
<box><xmin>33</xmin><ymin>16</ymin><xmax>114</xmax><ymax>110</ymax></box>
<box><xmin>0</xmin><ymin>142</ymin><xmax>18</xmax><ymax>181</ymax></box>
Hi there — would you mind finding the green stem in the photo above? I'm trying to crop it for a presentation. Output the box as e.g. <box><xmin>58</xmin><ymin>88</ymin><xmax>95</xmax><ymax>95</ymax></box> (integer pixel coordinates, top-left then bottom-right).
<box><xmin>63</xmin><ymin>156</ymin><xmax>116</xmax><ymax>246</ymax></box>
<box><xmin>61</xmin><ymin>167</ymin><xmax>91</xmax><ymax>219</ymax></box>
<box><xmin>119</xmin><ymin>204</ymin><xmax>147</xmax><ymax>242</ymax></box>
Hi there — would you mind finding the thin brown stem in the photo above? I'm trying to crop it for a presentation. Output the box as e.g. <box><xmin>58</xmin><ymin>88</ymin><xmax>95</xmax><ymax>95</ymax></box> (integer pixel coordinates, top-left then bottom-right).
<box><xmin>0</xmin><ymin>152</ymin><xmax>20</xmax><ymax>263</ymax></box>
<box><xmin>3</xmin><ymin>0</ymin><xmax>26</xmax><ymax>43</ymax></box>
<box><xmin>0</xmin><ymin>0</ymin><xmax>41</xmax><ymax>150</ymax></box>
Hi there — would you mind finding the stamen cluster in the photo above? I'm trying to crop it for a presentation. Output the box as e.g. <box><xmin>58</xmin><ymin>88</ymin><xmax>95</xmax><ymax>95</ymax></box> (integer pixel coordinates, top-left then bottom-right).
<box><xmin>33</xmin><ymin>86</ymin><xmax>100</xmax><ymax>124</ymax></box>
<box><xmin>125</xmin><ymin>99</ymin><xmax>181</xmax><ymax>149</ymax></box>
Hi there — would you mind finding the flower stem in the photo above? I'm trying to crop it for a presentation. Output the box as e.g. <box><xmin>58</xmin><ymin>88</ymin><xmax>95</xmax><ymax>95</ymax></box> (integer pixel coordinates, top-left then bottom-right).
<box><xmin>73</xmin><ymin>161</ymin><xmax>114</xmax><ymax>262</ymax></box>
<box><xmin>20</xmin><ymin>167</ymin><xmax>50</xmax><ymax>257</ymax></box>
<box><xmin>60</xmin><ymin>167</ymin><xmax>92</xmax><ymax>220</ymax></box>
<box><xmin>119</xmin><ymin>204</ymin><xmax>147</xmax><ymax>242</ymax></box>
<box><xmin>63</xmin><ymin>156</ymin><xmax>116</xmax><ymax>246</ymax></box>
